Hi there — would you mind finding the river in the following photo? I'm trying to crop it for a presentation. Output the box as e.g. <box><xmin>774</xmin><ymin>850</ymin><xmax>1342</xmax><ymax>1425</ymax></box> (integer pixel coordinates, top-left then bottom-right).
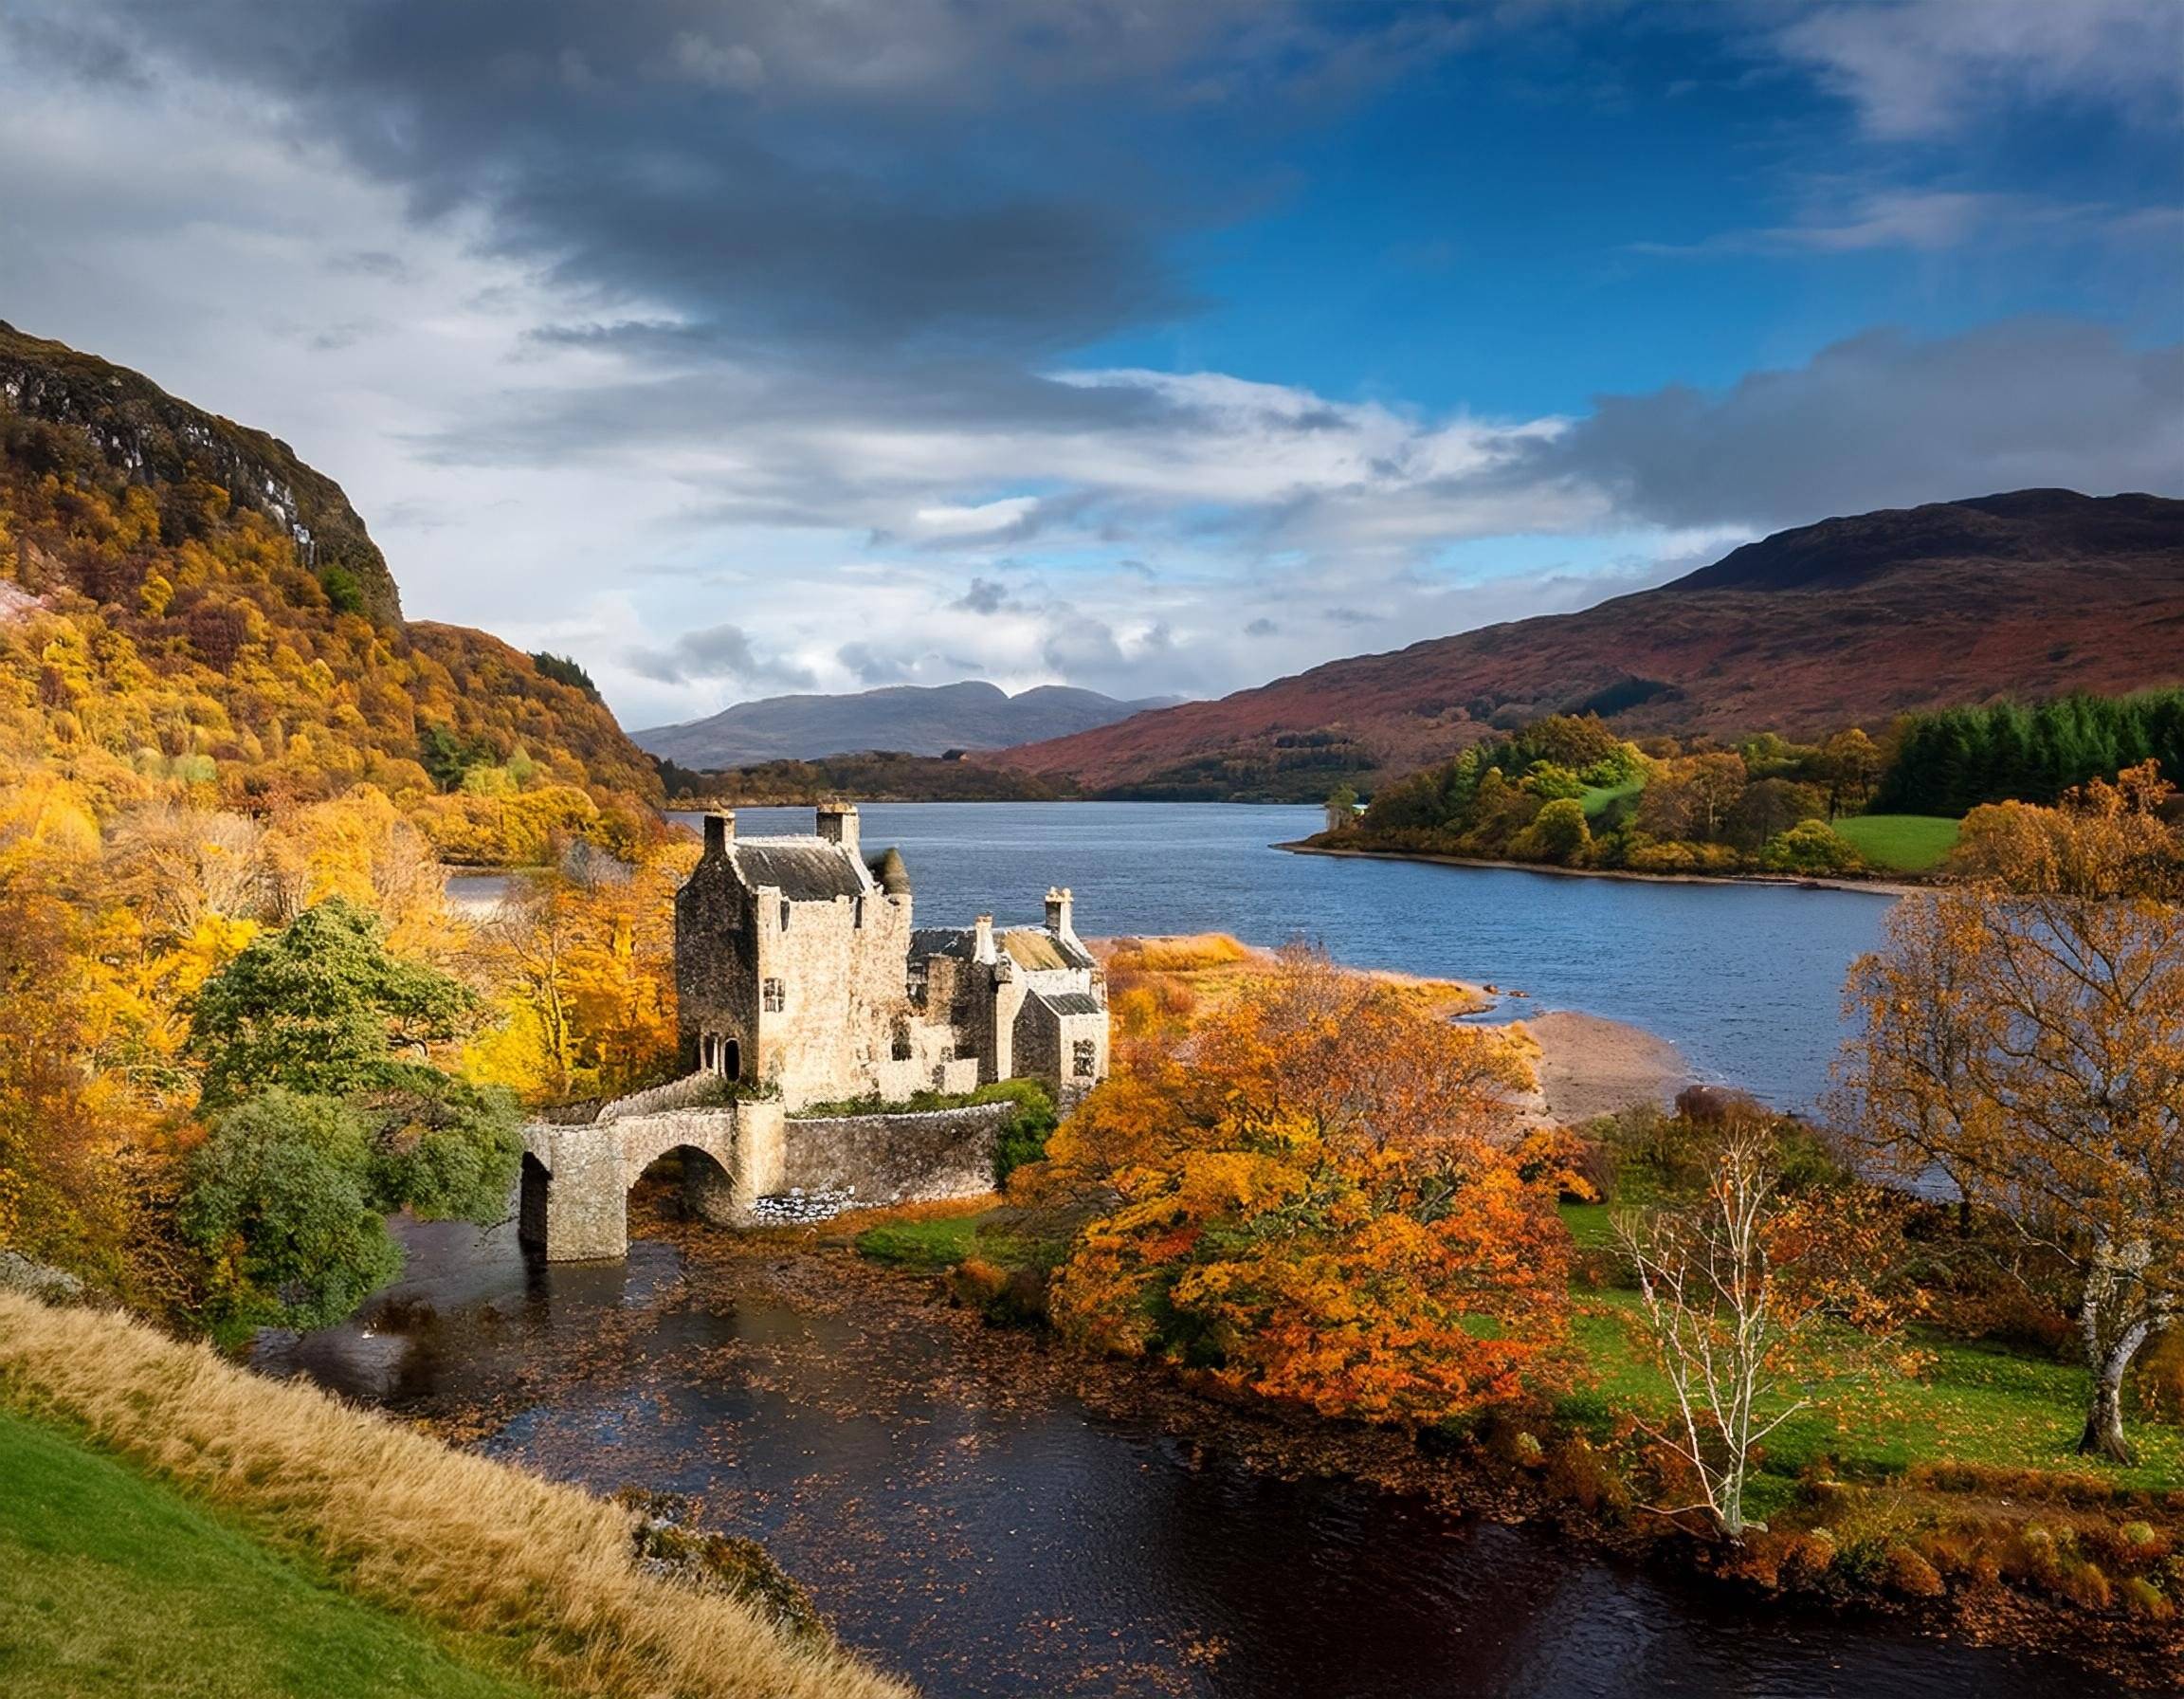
<box><xmin>265</xmin><ymin>1212</ymin><xmax>2107</xmax><ymax>1699</ymax></box>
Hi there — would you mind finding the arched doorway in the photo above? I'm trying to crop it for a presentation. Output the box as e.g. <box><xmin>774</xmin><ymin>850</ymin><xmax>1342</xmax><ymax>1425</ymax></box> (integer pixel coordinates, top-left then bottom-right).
<box><xmin>518</xmin><ymin>1152</ymin><xmax>552</xmax><ymax>1251</ymax></box>
<box><xmin>701</xmin><ymin>1032</ymin><xmax>742</xmax><ymax>1081</ymax></box>
<box><xmin>627</xmin><ymin>1142</ymin><xmax>737</xmax><ymax>1235</ymax></box>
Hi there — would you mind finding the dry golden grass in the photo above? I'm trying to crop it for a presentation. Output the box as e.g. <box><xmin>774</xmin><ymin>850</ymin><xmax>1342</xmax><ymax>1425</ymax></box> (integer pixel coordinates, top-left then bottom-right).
<box><xmin>1098</xmin><ymin>933</ymin><xmax>1494</xmax><ymax>1052</ymax></box>
<box><xmin>1099</xmin><ymin>932</ymin><xmax>1252</xmax><ymax>974</ymax></box>
<box><xmin>0</xmin><ymin>1291</ymin><xmax>911</xmax><ymax>1699</ymax></box>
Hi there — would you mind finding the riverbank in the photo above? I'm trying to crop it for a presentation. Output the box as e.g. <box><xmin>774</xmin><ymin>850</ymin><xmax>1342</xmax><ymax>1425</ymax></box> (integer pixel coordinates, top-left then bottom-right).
<box><xmin>691</xmin><ymin>1220</ymin><xmax>2181</xmax><ymax>1690</ymax></box>
<box><xmin>823</xmin><ymin>1213</ymin><xmax>2179</xmax><ymax>1689</ymax></box>
<box><xmin>1279</xmin><ymin>840</ymin><xmax>1925</xmax><ymax>899</ymax></box>
<box><xmin>0</xmin><ymin>1290</ymin><xmax>907</xmax><ymax>1699</ymax></box>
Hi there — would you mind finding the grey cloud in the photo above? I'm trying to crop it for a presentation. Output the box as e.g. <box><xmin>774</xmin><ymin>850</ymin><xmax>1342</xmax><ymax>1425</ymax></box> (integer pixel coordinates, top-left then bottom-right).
<box><xmin>24</xmin><ymin>0</ymin><xmax>1429</xmax><ymax>367</ymax></box>
<box><xmin>1531</xmin><ymin>320</ymin><xmax>2184</xmax><ymax>533</ymax></box>
<box><xmin>836</xmin><ymin>642</ymin><xmax>915</xmax><ymax>685</ymax></box>
<box><xmin>1244</xmin><ymin>617</ymin><xmax>1279</xmax><ymax>636</ymax></box>
<box><xmin>626</xmin><ymin>620</ymin><xmax>816</xmax><ymax>689</ymax></box>
<box><xmin>952</xmin><ymin>577</ymin><xmax>1010</xmax><ymax>614</ymax></box>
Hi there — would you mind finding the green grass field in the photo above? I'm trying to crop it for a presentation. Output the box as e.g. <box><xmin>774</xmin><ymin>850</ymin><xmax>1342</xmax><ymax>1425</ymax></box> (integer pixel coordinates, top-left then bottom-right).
<box><xmin>853</xmin><ymin>1213</ymin><xmax>988</xmax><ymax>1270</ymax></box>
<box><xmin>1832</xmin><ymin>813</ymin><xmax>1963</xmax><ymax>874</ymax></box>
<box><xmin>0</xmin><ymin>1411</ymin><xmax>542</xmax><ymax>1699</ymax></box>
<box><xmin>1556</xmin><ymin>1205</ymin><xmax>2184</xmax><ymax>1514</ymax></box>
<box><xmin>1579</xmin><ymin>776</ymin><xmax>1647</xmax><ymax>820</ymax></box>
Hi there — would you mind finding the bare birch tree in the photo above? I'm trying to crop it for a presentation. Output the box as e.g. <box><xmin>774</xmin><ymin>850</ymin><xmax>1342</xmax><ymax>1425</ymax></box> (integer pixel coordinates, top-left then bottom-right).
<box><xmin>1616</xmin><ymin>1124</ymin><xmax>1807</xmax><ymax>1539</ymax></box>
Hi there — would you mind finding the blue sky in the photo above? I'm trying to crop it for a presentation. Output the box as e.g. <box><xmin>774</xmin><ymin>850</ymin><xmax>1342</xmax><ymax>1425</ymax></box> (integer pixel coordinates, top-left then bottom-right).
<box><xmin>0</xmin><ymin>1</ymin><xmax>2178</xmax><ymax>727</ymax></box>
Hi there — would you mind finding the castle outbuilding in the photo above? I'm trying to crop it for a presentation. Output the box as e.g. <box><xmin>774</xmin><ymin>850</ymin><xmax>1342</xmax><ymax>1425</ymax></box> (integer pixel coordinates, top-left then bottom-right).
<box><xmin>673</xmin><ymin>803</ymin><xmax>1110</xmax><ymax>1110</ymax></box>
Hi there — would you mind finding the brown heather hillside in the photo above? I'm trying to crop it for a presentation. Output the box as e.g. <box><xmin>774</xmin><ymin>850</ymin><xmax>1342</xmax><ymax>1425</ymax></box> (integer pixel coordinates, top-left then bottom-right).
<box><xmin>0</xmin><ymin>324</ymin><xmax>662</xmax><ymax>835</ymax></box>
<box><xmin>985</xmin><ymin>490</ymin><xmax>2184</xmax><ymax>799</ymax></box>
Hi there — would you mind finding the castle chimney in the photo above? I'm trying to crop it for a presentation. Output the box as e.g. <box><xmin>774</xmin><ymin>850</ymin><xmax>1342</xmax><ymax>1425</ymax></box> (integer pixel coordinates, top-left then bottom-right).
<box><xmin>815</xmin><ymin>800</ymin><xmax>860</xmax><ymax>855</ymax></box>
<box><xmin>974</xmin><ymin>914</ymin><xmax>996</xmax><ymax>963</ymax></box>
<box><xmin>703</xmin><ymin>810</ymin><xmax>736</xmax><ymax>858</ymax></box>
<box><xmin>1045</xmin><ymin>886</ymin><xmax>1075</xmax><ymax>941</ymax></box>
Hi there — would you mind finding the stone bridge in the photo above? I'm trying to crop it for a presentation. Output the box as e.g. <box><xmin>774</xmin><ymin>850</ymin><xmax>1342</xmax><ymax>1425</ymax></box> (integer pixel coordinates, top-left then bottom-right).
<box><xmin>519</xmin><ymin>1095</ymin><xmax>785</xmax><ymax>1262</ymax></box>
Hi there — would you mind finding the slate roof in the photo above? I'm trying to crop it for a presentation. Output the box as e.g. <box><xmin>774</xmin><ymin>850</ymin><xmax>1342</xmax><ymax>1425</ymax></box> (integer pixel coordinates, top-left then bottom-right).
<box><xmin>729</xmin><ymin>837</ymin><xmax>870</xmax><ymax>902</ymax></box>
<box><xmin>910</xmin><ymin>926</ymin><xmax>976</xmax><ymax>960</ymax></box>
<box><xmin>1033</xmin><ymin>989</ymin><xmax>1104</xmax><ymax>1017</ymax></box>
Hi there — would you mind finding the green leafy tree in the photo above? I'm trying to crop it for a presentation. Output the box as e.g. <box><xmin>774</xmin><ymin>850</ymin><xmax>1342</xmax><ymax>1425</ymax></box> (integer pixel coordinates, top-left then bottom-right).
<box><xmin>355</xmin><ymin>1076</ymin><xmax>523</xmax><ymax>1223</ymax></box>
<box><xmin>1516</xmin><ymin>796</ymin><xmax>1592</xmax><ymax>864</ymax></box>
<box><xmin>189</xmin><ymin>899</ymin><xmax>477</xmax><ymax>1107</ymax></box>
<box><xmin>1759</xmin><ymin>819</ymin><xmax>1863</xmax><ymax>874</ymax></box>
<box><xmin>179</xmin><ymin>1089</ymin><xmax>402</xmax><ymax>1331</ymax></box>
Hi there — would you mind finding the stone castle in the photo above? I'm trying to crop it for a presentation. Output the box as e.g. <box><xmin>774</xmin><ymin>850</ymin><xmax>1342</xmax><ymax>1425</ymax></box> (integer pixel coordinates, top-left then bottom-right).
<box><xmin>675</xmin><ymin>802</ymin><xmax>1109</xmax><ymax>1109</ymax></box>
<box><xmin>516</xmin><ymin>802</ymin><xmax>1109</xmax><ymax>1261</ymax></box>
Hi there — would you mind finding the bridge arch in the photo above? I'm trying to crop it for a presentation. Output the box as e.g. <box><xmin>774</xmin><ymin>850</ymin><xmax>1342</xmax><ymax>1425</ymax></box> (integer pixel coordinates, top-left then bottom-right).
<box><xmin>627</xmin><ymin>1139</ymin><xmax>738</xmax><ymax>1227</ymax></box>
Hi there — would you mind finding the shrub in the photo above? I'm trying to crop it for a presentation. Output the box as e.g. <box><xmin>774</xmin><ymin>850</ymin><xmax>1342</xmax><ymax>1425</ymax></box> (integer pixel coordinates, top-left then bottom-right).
<box><xmin>1760</xmin><ymin>818</ymin><xmax>1865</xmax><ymax>875</ymax></box>
<box><xmin>1883</xmin><ymin>1546</ymin><xmax>1947</xmax><ymax>1599</ymax></box>
<box><xmin>2121</xmin><ymin>1576</ymin><xmax>2174</xmax><ymax>1620</ymax></box>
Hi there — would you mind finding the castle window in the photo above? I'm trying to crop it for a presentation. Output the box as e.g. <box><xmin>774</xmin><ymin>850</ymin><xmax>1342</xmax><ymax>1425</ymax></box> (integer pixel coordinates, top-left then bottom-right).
<box><xmin>1072</xmin><ymin>1038</ymin><xmax>1098</xmax><ymax>1078</ymax></box>
<box><xmin>779</xmin><ymin>900</ymin><xmax>792</xmax><ymax>930</ymax></box>
<box><xmin>853</xmin><ymin>895</ymin><xmax>865</xmax><ymax>929</ymax></box>
<box><xmin>891</xmin><ymin>1019</ymin><xmax>913</xmax><ymax>1061</ymax></box>
<box><xmin>762</xmin><ymin>977</ymin><xmax>786</xmax><ymax>1013</ymax></box>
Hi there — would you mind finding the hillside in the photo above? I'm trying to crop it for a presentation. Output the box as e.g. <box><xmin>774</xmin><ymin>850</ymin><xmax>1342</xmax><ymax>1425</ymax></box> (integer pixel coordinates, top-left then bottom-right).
<box><xmin>635</xmin><ymin>678</ymin><xmax>1174</xmax><ymax>767</ymax></box>
<box><xmin>0</xmin><ymin>324</ymin><xmax>662</xmax><ymax>835</ymax></box>
<box><xmin>985</xmin><ymin>490</ymin><xmax>2184</xmax><ymax>799</ymax></box>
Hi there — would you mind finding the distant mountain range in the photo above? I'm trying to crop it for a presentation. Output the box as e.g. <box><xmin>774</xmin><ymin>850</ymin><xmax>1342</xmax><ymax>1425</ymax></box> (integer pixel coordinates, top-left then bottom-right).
<box><xmin>633</xmin><ymin>680</ymin><xmax>1179</xmax><ymax>768</ymax></box>
<box><xmin>981</xmin><ymin>489</ymin><xmax>2184</xmax><ymax>800</ymax></box>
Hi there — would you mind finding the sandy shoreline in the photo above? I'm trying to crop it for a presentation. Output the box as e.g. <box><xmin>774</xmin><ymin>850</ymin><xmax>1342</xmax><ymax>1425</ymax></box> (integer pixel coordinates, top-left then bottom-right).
<box><xmin>1514</xmin><ymin>1010</ymin><xmax>1688</xmax><ymax>1124</ymax></box>
<box><xmin>1277</xmin><ymin>839</ymin><xmax>1922</xmax><ymax>899</ymax></box>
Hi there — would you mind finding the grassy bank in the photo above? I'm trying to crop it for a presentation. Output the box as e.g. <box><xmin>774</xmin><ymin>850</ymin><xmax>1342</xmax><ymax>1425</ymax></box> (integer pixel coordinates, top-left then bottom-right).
<box><xmin>0</xmin><ymin>1409</ymin><xmax>545</xmax><ymax>1699</ymax></box>
<box><xmin>0</xmin><ymin>1292</ymin><xmax>907</xmax><ymax>1699</ymax></box>
<box><xmin>1556</xmin><ymin>1205</ymin><xmax>2184</xmax><ymax>1515</ymax></box>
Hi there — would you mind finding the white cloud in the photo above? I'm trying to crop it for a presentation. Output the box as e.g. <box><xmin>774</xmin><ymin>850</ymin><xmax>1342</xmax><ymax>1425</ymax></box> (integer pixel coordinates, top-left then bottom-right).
<box><xmin>1777</xmin><ymin>0</ymin><xmax>2184</xmax><ymax>138</ymax></box>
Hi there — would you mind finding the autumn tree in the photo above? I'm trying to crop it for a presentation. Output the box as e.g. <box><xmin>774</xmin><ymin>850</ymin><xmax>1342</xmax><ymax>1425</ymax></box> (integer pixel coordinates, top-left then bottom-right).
<box><xmin>1816</xmin><ymin>727</ymin><xmax>1884</xmax><ymax>817</ymax></box>
<box><xmin>1036</xmin><ymin>947</ymin><xmax>1570</xmax><ymax>1425</ymax></box>
<box><xmin>464</xmin><ymin>842</ymin><xmax>687</xmax><ymax>1103</ymax></box>
<box><xmin>1837</xmin><ymin>764</ymin><xmax>2184</xmax><ymax>1461</ymax></box>
<box><xmin>1617</xmin><ymin>1116</ymin><xmax>1900</xmax><ymax>1538</ymax></box>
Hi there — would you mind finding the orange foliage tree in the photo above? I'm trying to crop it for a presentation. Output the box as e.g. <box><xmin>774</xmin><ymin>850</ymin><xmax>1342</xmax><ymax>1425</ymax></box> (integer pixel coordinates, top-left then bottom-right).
<box><xmin>1838</xmin><ymin>764</ymin><xmax>2184</xmax><ymax>1462</ymax></box>
<box><xmin>464</xmin><ymin>841</ymin><xmax>693</xmax><ymax>1104</ymax></box>
<box><xmin>1034</xmin><ymin>947</ymin><xmax>1571</xmax><ymax>1425</ymax></box>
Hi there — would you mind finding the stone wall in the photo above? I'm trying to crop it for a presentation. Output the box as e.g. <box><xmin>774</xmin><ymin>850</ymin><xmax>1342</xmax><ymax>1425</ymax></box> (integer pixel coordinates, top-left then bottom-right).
<box><xmin>781</xmin><ymin>1100</ymin><xmax>1011</xmax><ymax>1207</ymax></box>
<box><xmin>594</xmin><ymin>1069</ymin><xmax>724</xmax><ymax>1124</ymax></box>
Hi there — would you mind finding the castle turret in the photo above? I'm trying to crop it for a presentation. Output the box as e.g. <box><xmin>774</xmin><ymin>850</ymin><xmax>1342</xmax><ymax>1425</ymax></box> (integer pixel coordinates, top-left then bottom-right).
<box><xmin>1045</xmin><ymin>886</ymin><xmax>1076</xmax><ymax>942</ymax></box>
<box><xmin>815</xmin><ymin>800</ymin><xmax>860</xmax><ymax>856</ymax></box>
<box><xmin>703</xmin><ymin>810</ymin><xmax>736</xmax><ymax>858</ymax></box>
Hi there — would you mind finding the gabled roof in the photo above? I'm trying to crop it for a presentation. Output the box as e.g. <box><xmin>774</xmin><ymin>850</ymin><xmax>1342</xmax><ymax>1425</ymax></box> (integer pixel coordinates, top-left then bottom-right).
<box><xmin>1003</xmin><ymin>927</ymin><xmax>1097</xmax><ymax>971</ymax></box>
<box><xmin>1032</xmin><ymin>988</ymin><xmax>1104</xmax><ymax>1018</ymax></box>
<box><xmin>728</xmin><ymin>836</ymin><xmax>870</xmax><ymax>902</ymax></box>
